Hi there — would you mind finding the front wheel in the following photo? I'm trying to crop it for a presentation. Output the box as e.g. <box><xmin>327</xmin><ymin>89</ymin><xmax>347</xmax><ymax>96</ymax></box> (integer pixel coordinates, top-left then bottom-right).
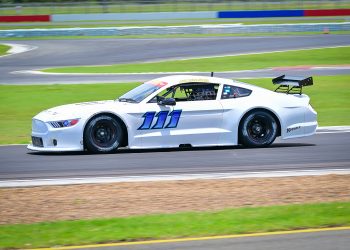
<box><xmin>239</xmin><ymin>110</ymin><xmax>278</xmax><ymax>147</ymax></box>
<box><xmin>84</xmin><ymin>115</ymin><xmax>123</xmax><ymax>153</ymax></box>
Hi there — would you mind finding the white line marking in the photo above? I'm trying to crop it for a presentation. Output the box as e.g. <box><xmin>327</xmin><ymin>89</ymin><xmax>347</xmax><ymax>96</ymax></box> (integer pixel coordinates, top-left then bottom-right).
<box><xmin>318</xmin><ymin>126</ymin><xmax>350</xmax><ymax>129</ymax></box>
<box><xmin>316</xmin><ymin>125</ymin><xmax>350</xmax><ymax>134</ymax></box>
<box><xmin>313</xmin><ymin>66</ymin><xmax>350</xmax><ymax>70</ymax></box>
<box><xmin>0</xmin><ymin>43</ymin><xmax>37</xmax><ymax>58</ymax></box>
<box><xmin>172</xmin><ymin>45</ymin><xmax>350</xmax><ymax>62</ymax></box>
<box><xmin>0</xmin><ymin>144</ymin><xmax>28</xmax><ymax>147</ymax></box>
<box><xmin>102</xmin><ymin>44</ymin><xmax>350</xmax><ymax>64</ymax></box>
<box><xmin>0</xmin><ymin>169</ymin><xmax>349</xmax><ymax>188</ymax></box>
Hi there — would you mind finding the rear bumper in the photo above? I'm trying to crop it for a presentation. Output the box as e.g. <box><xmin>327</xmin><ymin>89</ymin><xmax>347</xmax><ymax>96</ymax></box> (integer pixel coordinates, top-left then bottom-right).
<box><xmin>281</xmin><ymin>104</ymin><xmax>317</xmax><ymax>139</ymax></box>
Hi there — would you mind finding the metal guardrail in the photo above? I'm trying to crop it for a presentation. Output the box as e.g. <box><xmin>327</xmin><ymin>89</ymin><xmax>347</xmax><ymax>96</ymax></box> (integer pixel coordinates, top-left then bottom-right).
<box><xmin>0</xmin><ymin>1</ymin><xmax>349</xmax><ymax>15</ymax></box>
<box><xmin>1</xmin><ymin>22</ymin><xmax>349</xmax><ymax>37</ymax></box>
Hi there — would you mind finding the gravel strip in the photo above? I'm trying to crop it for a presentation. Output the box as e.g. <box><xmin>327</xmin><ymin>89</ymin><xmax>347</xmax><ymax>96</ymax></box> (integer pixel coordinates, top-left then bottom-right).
<box><xmin>0</xmin><ymin>175</ymin><xmax>349</xmax><ymax>224</ymax></box>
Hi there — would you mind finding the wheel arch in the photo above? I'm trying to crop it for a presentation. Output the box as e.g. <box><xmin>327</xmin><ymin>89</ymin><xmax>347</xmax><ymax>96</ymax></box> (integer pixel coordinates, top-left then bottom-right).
<box><xmin>238</xmin><ymin>107</ymin><xmax>281</xmax><ymax>144</ymax></box>
<box><xmin>83</xmin><ymin>112</ymin><xmax>129</xmax><ymax>149</ymax></box>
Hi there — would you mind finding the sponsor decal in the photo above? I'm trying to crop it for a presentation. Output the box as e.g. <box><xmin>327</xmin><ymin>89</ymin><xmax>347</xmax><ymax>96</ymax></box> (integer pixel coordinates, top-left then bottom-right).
<box><xmin>148</xmin><ymin>81</ymin><xmax>168</xmax><ymax>87</ymax></box>
<box><xmin>138</xmin><ymin>110</ymin><xmax>182</xmax><ymax>130</ymax></box>
<box><xmin>287</xmin><ymin>126</ymin><xmax>301</xmax><ymax>133</ymax></box>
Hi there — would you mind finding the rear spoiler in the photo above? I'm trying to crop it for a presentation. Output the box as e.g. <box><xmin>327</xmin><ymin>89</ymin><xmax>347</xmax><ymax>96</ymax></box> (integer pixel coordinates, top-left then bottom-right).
<box><xmin>272</xmin><ymin>75</ymin><xmax>313</xmax><ymax>94</ymax></box>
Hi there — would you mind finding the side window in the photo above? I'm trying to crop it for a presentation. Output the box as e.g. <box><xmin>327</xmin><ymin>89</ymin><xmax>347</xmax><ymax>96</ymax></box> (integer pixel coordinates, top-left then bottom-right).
<box><xmin>221</xmin><ymin>85</ymin><xmax>252</xmax><ymax>99</ymax></box>
<box><xmin>178</xmin><ymin>83</ymin><xmax>219</xmax><ymax>101</ymax></box>
<box><xmin>152</xmin><ymin>82</ymin><xmax>219</xmax><ymax>102</ymax></box>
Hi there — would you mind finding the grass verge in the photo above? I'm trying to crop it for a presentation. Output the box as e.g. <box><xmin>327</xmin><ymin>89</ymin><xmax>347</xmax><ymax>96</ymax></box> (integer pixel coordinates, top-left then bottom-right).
<box><xmin>0</xmin><ymin>75</ymin><xmax>349</xmax><ymax>144</ymax></box>
<box><xmin>43</xmin><ymin>46</ymin><xmax>350</xmax><ymax>73</ymax></box>
<box><xmin>0</xmin><ymin>202</ymin><xmax>349</xmax><ymax>249</ymax></box>
<box><xmin>0</xmin><ymin>44</ymin><xmax>10</xmax><ymax>56</ymax></box>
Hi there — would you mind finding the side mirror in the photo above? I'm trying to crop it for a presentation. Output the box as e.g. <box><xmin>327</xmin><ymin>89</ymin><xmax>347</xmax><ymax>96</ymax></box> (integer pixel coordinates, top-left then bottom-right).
<box><xmin>157</xmin><ymin>96</ymin><xmax>176</xmax><ymax>106</ymax></box>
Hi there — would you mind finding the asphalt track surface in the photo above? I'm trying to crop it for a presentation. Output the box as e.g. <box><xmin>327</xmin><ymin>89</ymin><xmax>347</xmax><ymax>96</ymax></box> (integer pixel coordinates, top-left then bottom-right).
<box><xmin>1</xmin><ymin>132</ymin><xmax>349</xmax><ymax>181</ymax></box>
<box><xmin>1</xmin><ymin>34</ymin><xmax>350</xmax><ymax>84</ymax></box>
<box><xmin>82</xmin><ymin>229</ymin><xmax>350</xmax><ymax>250</ymax></box>
<box><xmin>0</xmin><ymin>35</ymin><xmax>349</xmax><ymax>181</ymax></box>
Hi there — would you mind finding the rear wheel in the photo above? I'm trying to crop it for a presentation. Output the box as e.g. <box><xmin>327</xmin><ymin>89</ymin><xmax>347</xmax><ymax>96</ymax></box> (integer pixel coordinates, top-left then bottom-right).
<box><xmin>84</xmin><ymin>115</ymin><xmax>123</xmax><ymax>153</ymax></box>
<box><xmin>239</xmin><ymin>110</ymin><xmax>278</xmax><ymax>147</ymax></box>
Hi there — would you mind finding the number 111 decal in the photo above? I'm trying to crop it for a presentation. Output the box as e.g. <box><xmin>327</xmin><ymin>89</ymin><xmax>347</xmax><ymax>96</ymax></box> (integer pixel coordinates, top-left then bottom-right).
<box><xmin>138</xmin><ymin>110</ymin><xmax>182</xmax><ymax>130</ymax></box>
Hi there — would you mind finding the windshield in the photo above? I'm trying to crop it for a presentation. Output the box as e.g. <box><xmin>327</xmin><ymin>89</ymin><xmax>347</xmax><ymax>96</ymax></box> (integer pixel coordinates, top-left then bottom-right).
<box><xmin>118</xmin><ymin>81</ymin><xmax>167</xmax><ymax>103</ymax></box>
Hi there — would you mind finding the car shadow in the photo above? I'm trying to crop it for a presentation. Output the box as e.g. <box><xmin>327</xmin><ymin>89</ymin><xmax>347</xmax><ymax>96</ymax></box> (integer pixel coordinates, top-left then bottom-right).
<box><xmin>27</xmin><ymin>143</ymin><xmax>315</xmax><ymax>156</ymax></box>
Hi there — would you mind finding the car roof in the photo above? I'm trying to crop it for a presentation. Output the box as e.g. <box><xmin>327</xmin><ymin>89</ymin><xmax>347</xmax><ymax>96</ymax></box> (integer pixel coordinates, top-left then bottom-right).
<box><xmin>148</xmin><ymin>75</ymin><xmax>265</xmax><ymax>92</ymax></box>
<box><xmin>148</xmin><ymin>75</ymin><xmax>232</xmax><ymax>86</ymax></box>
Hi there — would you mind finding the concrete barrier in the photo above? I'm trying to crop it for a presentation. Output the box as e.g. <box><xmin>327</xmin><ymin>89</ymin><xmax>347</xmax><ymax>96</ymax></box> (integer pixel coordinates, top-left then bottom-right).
<box><xmin>1</xmin><ymin>9</ymin><xmax>350</xmax><ymax>23</ymax></box>
<box><xmin>51</xmin><ymin>11</ymin><xmax>216</xmax><ymax>22</ymax></box>
<box><xmin>218</xmin><ymin>10</ymin><xmax>304</xmax><ymax>18</ymax></box>
<box><xmin>51</xmin><ymin>9</ymin><xmax>350</xmax><ymax>21</ymax></box>
<box><xmin>1</xmin><ymin>23</ymin><xmax>349</xmax><ymax>38</ymax></box>
<box><xmin>304</xmin><ymin>9</ymin><xmax>350</xmax><ymax>16</ymax></box>
<box><xmin>218</xmin><ymin>9</ymin><xmax>350</xmax><ymax>18</ymax></box>
<box><xmin>0</xmin><ymin>15</ymin><xmax>50</xmax><ymax>22</ymax></box>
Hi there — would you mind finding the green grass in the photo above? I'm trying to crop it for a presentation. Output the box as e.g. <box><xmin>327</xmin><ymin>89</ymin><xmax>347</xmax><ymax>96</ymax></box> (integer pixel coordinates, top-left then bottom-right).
<box><xmin>0</xmin><ymin>44</ymin><xmax>10</xmax><ymax>56</ymax></box>
<box><xmin>0</xmin><ymin>75</ymin><xmax>349</xmax><ymax>145</ymax></box>
<box><xmin>0</xmin><ymin>202</ymin><xmax>349</xmax><ymax>249</ymax></box>
<box><xmin>43</xmin><ymin>46</ymin><xmax>350</xmax><ymax>74</ymax></box>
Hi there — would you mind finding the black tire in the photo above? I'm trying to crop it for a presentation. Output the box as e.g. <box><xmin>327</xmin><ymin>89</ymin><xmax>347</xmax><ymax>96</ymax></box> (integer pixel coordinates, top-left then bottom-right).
<box><xmin>84</xmin><ymin>115</ymin><xmax>123</xmax><ymax>153</ymax></box>
<box><xmin>239</xmin><ymin>110</ymin><xmax>278</xmax><ymax>147</ymax></box>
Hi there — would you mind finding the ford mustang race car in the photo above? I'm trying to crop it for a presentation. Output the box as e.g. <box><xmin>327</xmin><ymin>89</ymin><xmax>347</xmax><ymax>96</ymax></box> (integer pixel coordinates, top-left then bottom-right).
<box><xmin>28</xmin><ymin>74</ymin><xmax>317</xmax><ymax>153</ymax></box>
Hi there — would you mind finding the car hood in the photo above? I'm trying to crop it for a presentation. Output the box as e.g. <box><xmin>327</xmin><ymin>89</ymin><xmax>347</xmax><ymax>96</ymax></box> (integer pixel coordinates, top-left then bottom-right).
<box><xmin>34</xmin><ymin>100</ymin><xmax>129</xmax><ymax>122</ymax></box>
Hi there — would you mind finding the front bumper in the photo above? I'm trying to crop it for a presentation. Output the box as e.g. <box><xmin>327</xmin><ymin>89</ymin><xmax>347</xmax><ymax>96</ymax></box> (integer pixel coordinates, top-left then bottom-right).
<box><xmin>27</xmin><ymin>144</ymin><xmax>83</xmax><ymax>152</ymax></box>
<box><xmin>28</xmin><ymin>119</ymin><xmax>84</xmax><ymax>152</ymax></box>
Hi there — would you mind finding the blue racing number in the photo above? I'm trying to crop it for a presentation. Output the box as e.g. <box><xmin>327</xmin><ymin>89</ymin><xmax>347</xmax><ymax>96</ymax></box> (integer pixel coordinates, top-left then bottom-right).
<box><xmin>138</xmin><ymin>110</ymin><xmax>182</xmax><ymax>130</ymax></box>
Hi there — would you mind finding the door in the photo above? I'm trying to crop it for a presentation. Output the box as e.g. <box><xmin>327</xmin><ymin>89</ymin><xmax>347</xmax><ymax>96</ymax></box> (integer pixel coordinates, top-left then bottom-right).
<box><xmin>136</xmin><ymin>82</ymin><xmax>224</xmax><ymax>148</ymax></box>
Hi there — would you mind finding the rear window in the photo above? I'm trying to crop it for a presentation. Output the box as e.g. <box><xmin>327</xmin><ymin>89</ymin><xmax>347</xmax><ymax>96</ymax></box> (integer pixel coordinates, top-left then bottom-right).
<box><xmin>221</xmin><ymin>85</ymin><xmax>252</xmax><ymax>99</ymax></box>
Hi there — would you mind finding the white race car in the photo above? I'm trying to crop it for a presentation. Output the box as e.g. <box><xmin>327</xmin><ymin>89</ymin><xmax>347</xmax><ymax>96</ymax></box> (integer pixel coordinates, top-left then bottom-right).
<box><xmin>28</xmin><ymin>74</ymin><xmax>317</xmax><ymax>153</ymax></box>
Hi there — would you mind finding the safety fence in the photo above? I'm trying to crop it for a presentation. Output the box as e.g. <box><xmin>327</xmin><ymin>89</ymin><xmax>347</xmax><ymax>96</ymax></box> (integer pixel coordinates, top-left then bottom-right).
<box><xmin>1</xmin><ymin>1</ymin><xmax>349</xmax><ymax>15</ymax></box>
<box><xmin>1</xmin><ymin>8</ymin><xmax>350</xmax><ymax>22</ymax></box>
<box><xmin>218</xmin><ymin>9</ymin><xmax>350</xmax><ymax>18</ymax></box>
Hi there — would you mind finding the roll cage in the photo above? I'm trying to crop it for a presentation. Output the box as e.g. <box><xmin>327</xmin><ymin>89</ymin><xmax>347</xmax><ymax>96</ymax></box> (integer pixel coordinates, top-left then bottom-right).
<box><xmin>157</xmin><ymin>82</ymin><xmax>219</xmax><ymax>102</ymax></box>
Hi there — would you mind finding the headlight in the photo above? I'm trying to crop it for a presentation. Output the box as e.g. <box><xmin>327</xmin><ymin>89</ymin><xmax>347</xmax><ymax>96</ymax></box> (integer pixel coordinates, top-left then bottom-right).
<box><xmin>32</xmin><ymin>119</ymin><xmax>48</xmax><ymax>133</ymax></box>
<box><xmin>49</xmin><ymin>119</ymin><xmax>80</xmax><ymax>128</ymax></box>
